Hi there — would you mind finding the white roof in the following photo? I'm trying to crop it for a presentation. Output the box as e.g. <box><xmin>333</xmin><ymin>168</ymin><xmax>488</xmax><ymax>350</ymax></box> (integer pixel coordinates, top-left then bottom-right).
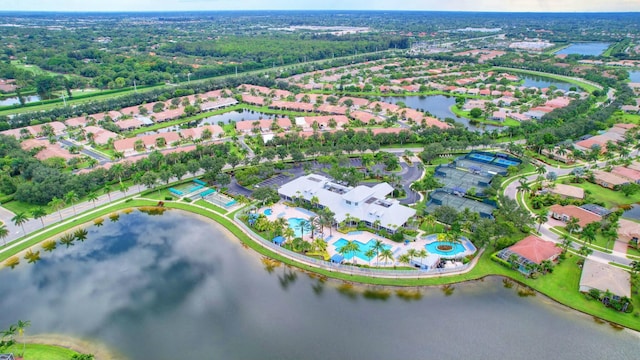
<box><xmin>278</xmin><ymin>174</ymin><xmax>415</xmax><ymax>230</ymax></box>
<box><xmin>579</xmin><ymin>259</ymin><xmax>630</xmax><ymax>298</ymax></box>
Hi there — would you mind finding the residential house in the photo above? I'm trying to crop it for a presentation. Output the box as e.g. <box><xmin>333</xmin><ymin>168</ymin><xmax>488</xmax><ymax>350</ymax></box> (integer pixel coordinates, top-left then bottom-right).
<box><xmin>84</xmin><ymin>126</ymin><xmax>118</xmax><ymax>145</ymax></box>
<box><xmin>548</xmin><ymin>204</ymin><xmax>602</xmax><ymax>229</ymax></box>
<box><xmin>579</xmin><ymin>259</ymin><xmax>631</xmax><ymax>298</ymax></box>
<box><xmin>611</xmin><ymin>166</ymin><xmax>640</xmax><ymax>184</ymax></box>
<box><xmin>592</xmin><ymin>170</ymin><xmax>629</xmax><ymax>189</ymax></box>
<box><xmin>544</xmin><ymin>183</ymin><xmax>584</xmax><ymax>199</ymax></box>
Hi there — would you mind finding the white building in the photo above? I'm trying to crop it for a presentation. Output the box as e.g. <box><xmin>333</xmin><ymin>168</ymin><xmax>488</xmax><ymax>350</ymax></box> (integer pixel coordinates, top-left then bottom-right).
<box><xmin>278</xmin><ymin>174</ymin><xmax>416</xmax><ymax>233</ymax></box>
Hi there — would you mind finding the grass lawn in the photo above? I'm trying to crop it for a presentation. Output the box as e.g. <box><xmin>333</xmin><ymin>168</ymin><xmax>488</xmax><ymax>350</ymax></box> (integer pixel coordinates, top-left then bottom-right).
<box><xmin>571</xmin><ymin>181</ymin><xmax>640</xmax><ymax>208</ymax></box>
<box><xmin>608</xmin><ymin>111</ymin><xmax>640</xmax><ymax>125</ymax></box>
<box><xmin>628</xmin><ymin>246</ymin><xmax>640</xmax><ymax>258</ymax></box>
<box><xmin>449</xmin><ymin>105</ymin><xmax>520</xmax><ymax>127</ymax></box>
<box><xmin>194</xmin><ymin>199</ymin><xmax>228</xmax><ymax>214</ymax></box>
<box><xmin>4</xmin><ymin>343</ymin><xmax>79</xmax><ymax>360</ymax></box>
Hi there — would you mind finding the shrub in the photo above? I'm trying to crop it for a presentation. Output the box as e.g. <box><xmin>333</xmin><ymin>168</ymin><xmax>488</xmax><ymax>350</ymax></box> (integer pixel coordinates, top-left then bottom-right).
<box><xmin>165</xmin><ymin>196</ymin><xmax>173</xmax><ymax>201</ymax></box>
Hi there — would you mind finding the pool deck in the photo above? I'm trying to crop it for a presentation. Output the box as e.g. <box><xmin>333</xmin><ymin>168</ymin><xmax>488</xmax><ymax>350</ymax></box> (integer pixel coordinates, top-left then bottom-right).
<box><xmin>260</xmin><ymin>203</ymin><xmax>476</xmax><ymax>267</ymax></box>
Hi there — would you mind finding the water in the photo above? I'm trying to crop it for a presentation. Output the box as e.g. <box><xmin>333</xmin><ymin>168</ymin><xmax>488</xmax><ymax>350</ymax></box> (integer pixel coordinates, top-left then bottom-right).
<box><xmin>622</xmin><ymin>204</ymin><xmax>640</xmax><ymax>221</ymax></box>
<box><xmin>629</xmin><ymin>71</ymin><xmax>640</xmax><ymax>83</ymax></box>
<box><xmin>0</xmin><ymin>211</ymin><xmax>638</xmax><ymax>360</ymax></box>
<box><xmin>0</xmin><ymin>95</ymin><xmax>42</xmax><ymax>106</ymax></box>
<box><xmin>199</xmin><ymin>109</ymin><xmax>275</xmax><ymax>125</ymax></box>
<box><xmin>425</xmin><ymin>241</ymin><xmax>467</xmax><ymax>256</ymax></box>
<box><xmin>288</xmin><ymin>217</ymin><xmax>310</xmax><ymax>237</ymax></box>
<box><xmin>382</xmin><ymin>95</ymin><xmax>500</xmax><ymax>132</ymax></box>
<box><xmin>520</xmin><ymin>75</ymin><xmax>574</xmax><ymax>92</ymax></box>
<box><xmin>333</xmin><ymin>238</ymin><xmax>391</xmax><ymax>262</ymax></box>
<box><xmin>264</xmin><ymin>208</ymin><xmax>273</xmax><ymax>216</ymax></box>
<box><xmin>555</xmin><ymin>43</ymin><xmax>610</xmax><ymax>56</ymax></box>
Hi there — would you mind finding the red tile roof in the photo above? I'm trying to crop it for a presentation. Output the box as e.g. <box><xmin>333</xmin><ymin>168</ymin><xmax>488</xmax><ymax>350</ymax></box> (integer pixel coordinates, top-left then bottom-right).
<box><xmin>548</xmin><ymin>204</ymin><xmax>602</xmax><ymax>228</ymax></box>
<box><xmin>508</xmin><ymin>235</ymin><xmax>562</xmax><ymax>264</ymax></box>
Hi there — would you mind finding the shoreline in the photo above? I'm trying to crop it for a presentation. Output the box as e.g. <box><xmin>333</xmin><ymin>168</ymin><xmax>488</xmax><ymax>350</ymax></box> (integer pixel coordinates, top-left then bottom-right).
<box><xmin>25</xmin><ymin>334</ymin><xmax>125</xmax><ymax>360</ymax></box>
<box><xmin>2</xmin><ymin>202</ymin><xmax>639</xmax><ymax>333</ymax></box>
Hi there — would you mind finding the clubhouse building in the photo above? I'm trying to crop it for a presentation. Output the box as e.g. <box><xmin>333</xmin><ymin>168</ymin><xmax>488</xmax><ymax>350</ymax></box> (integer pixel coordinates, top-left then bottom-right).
<box><xmin>278</xmin><ymin>174</ymin><xmax>416</xmax><ymax>234</ymax></box>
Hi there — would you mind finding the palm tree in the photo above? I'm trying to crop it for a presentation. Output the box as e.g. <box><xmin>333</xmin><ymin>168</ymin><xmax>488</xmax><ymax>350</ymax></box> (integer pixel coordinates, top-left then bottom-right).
<box><xmin>338</xmin><ymin>240</ymin><xmax>360</xmax><ymax>264</ymax></box>
<box><xmin>119</xmin><ymin>182</ymin><xmax>130</xmax><ymax>197</ymax></box>
<box><xmin>15</xmin><ymin>319</ymin><xmax>30</xmax><ymax>356</ymax></box>
<box><xmin>535</xmin><ymin>212</ymin><xmax>548</xmax><ymax>232</ymax></box>
<box><xmin>407</xmin><ymin>248</ymin><xmax>419</xmax><ymax>265</ymax></box>
<box><xmin>417</xmin><ymin>249</ymin><xmax>428</xmax><ymax>266</ymax></box>
<box><xmin>74</xmin><ymin>228</ymin><xmax>88</xmax><ymax>242</ymax></box>
<box><xmin>12</xmin><ymin>212</ymin><xmax>29</xmax><ymax>235</ymax></box>
<box><xmin>65</xmin><ymin>190</ymin><xmax>79</xmax><ymax>215</ymax></box>
<box><xmin>103</xmin><ymin>184</ymin><xmax>113</xmax><ymax>202</ymax></box>
<box><xmin>31</xmin><ymin>207</ymin><xmax>47</xmax><ymax>228</ymax></box>
<box><xmin>560</xmin><ymin>233</ymin><xmax>572</xmax><ymax>252</ymax></box>
<box><xmin>41</xmin><ymin>239</ymin><xmax>57</xmax><ymax>252</ymax></box>
<box><xmin>24</xmin><ymin>249</ymin><xmax>40</xmax><ymax>264</ymax></box>
<box><xmin>565</xmin><ymin>217</ymin><xmax>580</xmax><ymax>235</ymax></box>
<box><xmin>312</xmin><ymin>238</ymin><xmax>328</xmax><ymax>253</ymax></box>
<box><xmin>0</xmin><ymin>224</ymin><xmax>9</xmax><ymax>246</ymax></box>
<box><xmin>398</xmin><ymin>254</ymin><xmax>411</xmax><ymax>268</ymax></box>
<box><xmin>372</xmin><ymin>240</ymin><xmax>385</xmax><ymax>266</ymax></box>
<box><xmin>283</xmin><ymin>227</ymin><xmax>296</xmax><ymax>246</ymax></box>
<box><xmin>379</xmin><ymin>248</ymin><xmax>394</xmax><ymax>266</ymax></box>
<box><xmin>517</xmin><ymin>178</ymin><xmax>531</xmax><ymax>195</ymax></box>
<box><xmin>87</xmin><ymin>190</ymin><xmax>99</xmax><ymax>208</ymax></box>
<box><xmin>59</xmin><ymin>233</ymin><xmax>75</xmax><ymax>248</ymax></box>
<box><xmin>48</xmin><ymin>197</ymin><xmax>65</xmax><ymax>221</ymax></box>
<box><xmin>364</xmin><ymin>248</ymin><xmax>376</xmax><ymax>266</ymax></box>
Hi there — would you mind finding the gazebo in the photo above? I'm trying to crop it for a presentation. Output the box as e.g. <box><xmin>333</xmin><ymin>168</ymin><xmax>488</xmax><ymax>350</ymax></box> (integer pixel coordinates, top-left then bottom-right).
<box><xmin>272</xmin><ymin>236</ymin><xmax>286</xmax><ymax>246</ymax></box>
<box><xmin>330</xmin><ymin>254</ymin><xmax>345</xmax><ymax>264</ymax></box>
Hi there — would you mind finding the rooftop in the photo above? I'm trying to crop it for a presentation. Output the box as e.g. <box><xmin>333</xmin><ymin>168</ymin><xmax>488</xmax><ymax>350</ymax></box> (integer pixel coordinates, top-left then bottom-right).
<box><xmin>579</xmin><ymin>259</ymin><xmax>630</xmax><ymax>298</ymax></box>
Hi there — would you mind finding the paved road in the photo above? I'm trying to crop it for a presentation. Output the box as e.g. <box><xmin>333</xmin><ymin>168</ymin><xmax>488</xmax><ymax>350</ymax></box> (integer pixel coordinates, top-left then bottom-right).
<box><xmin>58</xmin><ymin>138</ymin><xmax>111</xmax><ymax>163</ymax></box>
<box><xmin>503</xmin><ymin>159</ymin><xmax>633</xmax><ymax>267</ymax></box>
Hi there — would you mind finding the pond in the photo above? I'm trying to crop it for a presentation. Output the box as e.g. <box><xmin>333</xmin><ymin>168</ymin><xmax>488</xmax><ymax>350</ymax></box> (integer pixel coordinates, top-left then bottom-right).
<box><xmin>555</xmin><ymin>43</ymin><xmax>610</xmax><ymax>56</ymax></box>
<box><xmin>628</xmin><ymin>71</ymin><xmax>640</xmax><ymax>83</ymax></box>
<box><xmin>0</xmin><ymin>210</ymin><xmax>638</xmax><ymax>360</ymax></box>
<box><xmin>622</xmin><ymin>204</ymin><xmax>640</xmax><ymax>221</ymax></box>
<box><xmin>199</xmin><ymin>109</ymin><xmax>275</xmax><ymax>126</ymax></box>
<box><xmin>520</xmin><ymin>75</ymin><xmax>574</xmax><ymax>92</ymax></box>
<box><xmin>381</xmin><ymin>95</ymin><xmax>500</xmax><ymax>132</ymax></box>
<box><xmin>0</xmin><ymin>95</ymin><xmax>42</xmax><ymax>106</ymax></box>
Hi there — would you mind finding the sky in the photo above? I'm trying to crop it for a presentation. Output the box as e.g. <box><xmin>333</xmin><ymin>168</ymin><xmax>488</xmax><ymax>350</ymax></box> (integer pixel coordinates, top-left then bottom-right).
<box><xmin>1</xmin><ymin>0</ymin><xmax>639</xmax><ymax>12</ymax></box>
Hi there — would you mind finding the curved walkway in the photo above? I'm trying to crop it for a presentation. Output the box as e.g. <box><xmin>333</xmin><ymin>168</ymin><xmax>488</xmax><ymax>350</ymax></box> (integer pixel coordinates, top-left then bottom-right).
<box><xmin>503</xmin><ymin>159</ymin><xmax>633</xmax><ymax>267</ymax></box>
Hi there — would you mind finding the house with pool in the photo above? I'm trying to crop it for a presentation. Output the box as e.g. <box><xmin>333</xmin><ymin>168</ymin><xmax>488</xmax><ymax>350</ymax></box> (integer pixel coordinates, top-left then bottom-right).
<box><xmin>278</xmin><ymin>174</ymin><xmax>416</xmax><ymax>234</ymax></box>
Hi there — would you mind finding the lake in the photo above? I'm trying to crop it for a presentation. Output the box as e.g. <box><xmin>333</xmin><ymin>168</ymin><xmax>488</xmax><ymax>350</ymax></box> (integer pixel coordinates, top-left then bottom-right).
<box><xmin>0</xmin><ymin>210</ymin><xmax>638</xmax><ymax>360</ymax></box>
<box><xmin>0</xmin><ymin>95</ymin><xmax>41</xmax><ymax>106</ymax></box>
<box><xmin>555</xmin><ymin>43</ymin><xmax>610</xmax><ymax>56</ymax></box>
<box><xmin>199</xmin><ymin>109</ymin><xmax>275</xmax><ymax>126</ymax></box>
<box><xmin>381</xmin><ymin>95</ymin><xmax>500</xmax><ymax>132</ymax></box>
<box><xmin>628</xmin><ymin>71</ymin><xmax>640</xmax><ymax>83</ymax></box>
<box><xmin>520</xmin><ymin>75</ymin><xmax>574</xmax><ymax>92</ymax></box>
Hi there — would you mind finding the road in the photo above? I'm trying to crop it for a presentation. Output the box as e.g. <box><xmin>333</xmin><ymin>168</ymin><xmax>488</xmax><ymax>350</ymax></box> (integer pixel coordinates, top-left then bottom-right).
<box><xmin>503</xmin><ymin>159</ymin><xmax>633</xmax><ymax>267</ymax></box>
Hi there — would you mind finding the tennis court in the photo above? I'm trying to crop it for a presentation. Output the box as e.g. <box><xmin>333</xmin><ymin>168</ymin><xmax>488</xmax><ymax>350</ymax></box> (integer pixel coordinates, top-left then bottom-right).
<box><xmin>204</xmin><ymin>191</ymin><xmax>237</xmax><ymax>208</ymax></box>
<box><xmin>426</xmin><ymin>191</ymin><xmax>496</xmax><ymax>218</ymax></box>
<box><xmin>455</xmin><ymin>158</ymin><xmax>508</xmax><ymax>176</ymax></box>
<box><xmin>434</xmin><ymin>167</ymin><xmax>490</xmax><ymax>195</ymax></box>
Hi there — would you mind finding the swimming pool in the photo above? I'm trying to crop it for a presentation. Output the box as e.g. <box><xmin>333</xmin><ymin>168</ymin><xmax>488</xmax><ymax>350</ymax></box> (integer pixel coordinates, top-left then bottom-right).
<box><xmin>425</xmin><ymin>242</ymin><xmax>467</xmax><ymax>257</ymax></box>
<box><xmin>264</xmin><ymin>208</ymin><xmax>273</xmax><ymax>216</ymax></box>
<box><xmin>333</xmin><ymin>238</ymin><xmax>392</xmax><ymax>262</ymax></box>
<box><xmin>288</xmin><ymin>217</ymin><xmax>311</xmax><ymax>237</ymax></box>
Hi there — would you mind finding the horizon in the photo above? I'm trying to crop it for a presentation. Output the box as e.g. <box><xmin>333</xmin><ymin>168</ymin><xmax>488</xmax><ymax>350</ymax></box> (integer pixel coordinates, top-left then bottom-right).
<box><xmin>2</xmin><ymin>0</ymin><xmax>639</xmax><ymax>13</ymax></box>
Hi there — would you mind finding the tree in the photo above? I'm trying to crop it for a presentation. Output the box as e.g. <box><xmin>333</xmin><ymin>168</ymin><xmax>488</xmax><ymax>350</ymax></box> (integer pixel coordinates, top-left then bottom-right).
<box><xmin>565</xmin><ymin>217</ymin><xmax>580</xmax><ymax>235</ymax></box>
<box><xmin>379</xmin><ymin>248</ymin><xmax>394</xmax><ymax>266</ymax></box>
<box><xmin>16</xmin><ymin>319</ymin><xmax>30</xmax><ymax>357</ymax></box>
<box><xmin>535</xmin><ymin>212</ymin><xmax>548</xmax><ymax>232</ymax></box>
<box><xmin>0</xmin><ymin>224</ymin><xmax>8</xmax><ymax>246</ymax></box>
<box><xmin>74</xmin><ymin>228</ymin><xmax>89</xmax><ymax>242</ymax></box>
<box><xmin>630</xmin><ymin>260</ymin><xmax>640</xmax><ymax>274</ymax></box>
<box><xmin>48</xmin><ymin>197</ymin><xmax>65</xmax><ymax>221</ymax></box>
<box><xmin>103</xmin><ymin>184</ymin><xmax>113</xmax><ymax>202</ymax></box>
<box><xmin>469</xmin><ymin>107</ymin><xmax>482</xmax><ymax>118</ymax></box>
<box><xmin>31</xmin><ymin>207</ymin><xmax>47</xmax><ymax>228</ymax></box>
<box><xmin>87</xmin><ymin>190</ymin><xmax>99</xmax><ymax>208</ymax></box>
<box><xmin>65</xmin><ymin>190</ymin><xmax>79</xmax><ymax>215</ymax></box>
<box><xmin>364</xmin><ymin>248</ymin><xmax>376</xmax><ymax>266</ymax></box>
<box><xmin>140</xmin><ymin>172</ymin><xmax>158</xmax><ymax>191</ymax></box>
<box><xmin>12</xmin><ymin>212</ymin><xmax>29</xmax><ymax>235</ymax></box>
<box><xmin>338</xmin><ymin>240</ymin><xmax>360</xmax><ymax>264</ymax></box>
<box><xmin>119</xmin><ymin>182</ymin><xmax>130</xmax><ymax>196</ymax></box>
<box><xmin>59</xmin><ymin>233</ymin><xmax>75</xmax><ymax>248</ymax></box>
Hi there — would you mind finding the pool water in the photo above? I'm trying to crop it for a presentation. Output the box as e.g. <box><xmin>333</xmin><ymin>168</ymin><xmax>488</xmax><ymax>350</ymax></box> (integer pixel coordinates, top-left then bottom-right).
<box><xmin>425</xmin><ymin>241</ymin><xmax>467</xmax><ymax>257</ymax></box>
<box><xmin>333</xmin><ymin>238</ymin><xmax>392</xmax><ymax>262</ymax></box>
<box><xmin>264</xmin><ymin>209</ymin><xmax>273</xmax><ymax>216</ymax></box>
<box><xmin>288</xmin><ymin>217</ymin><xmax>310</xmax><ymax>237</ymax></box>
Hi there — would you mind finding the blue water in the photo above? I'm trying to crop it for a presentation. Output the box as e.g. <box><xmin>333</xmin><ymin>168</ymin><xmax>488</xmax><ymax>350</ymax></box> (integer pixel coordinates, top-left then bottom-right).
<box><xmin>333</xmin><ymin>238</ymin><xmax>392</xmax><ymax>262</ymax></box>
<box><xmin>555</xmin><ymin>43</ymin><xmax>610</xmax><ymax>56</ymax></box>
<box><xmin>426</xmin><ymin>241</ymin><xmax>467</xmax><ymax>257</ymax></box>
<box><xmin>264</xmin><ymin>209</ymin><xmax>273</xmax><ymax>216</ymax></box>
<box><xmin>629</xmin><ymin>71</ymin><xmax>640</xmax><ymax>83</ymax></box>
<box><xmin>288</xmin><ymin>217</ymin><xmax>310</xmax><ymax>237</ymax></box>
<box><xmin>520</xmin><ymin>75</ymin><xmax>573</xmax><ymax>92</ymax></box>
